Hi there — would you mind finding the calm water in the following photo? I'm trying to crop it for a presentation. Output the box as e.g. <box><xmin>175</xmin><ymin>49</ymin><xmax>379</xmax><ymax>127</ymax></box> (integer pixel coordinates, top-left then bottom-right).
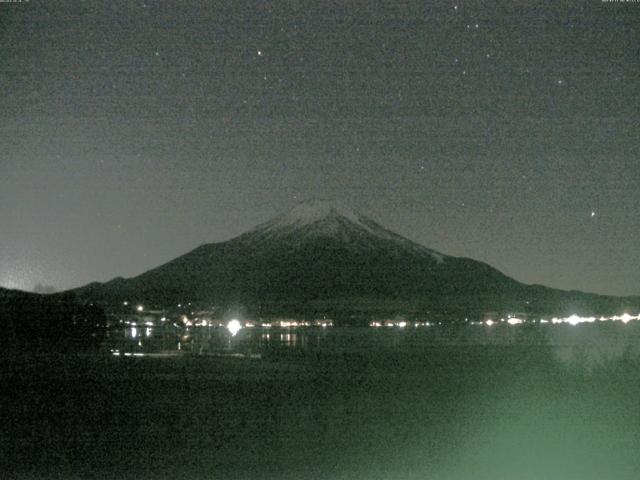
<box><xmin>4</xmin><ymin>322</ymin><xmax>640</xmax><ymax>479</ymax></box>
<box><xmin>107</xmin><ymin>321</ymin><xmax>640</xmax><ymax>367</ymax></box>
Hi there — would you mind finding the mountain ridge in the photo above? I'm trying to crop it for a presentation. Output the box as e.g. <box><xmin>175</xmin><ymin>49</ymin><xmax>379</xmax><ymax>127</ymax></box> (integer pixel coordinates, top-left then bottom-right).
<box><xmin>72</xmin><ymin>200</ymin><xmax>639</xmax><ymax>322</ymax></box>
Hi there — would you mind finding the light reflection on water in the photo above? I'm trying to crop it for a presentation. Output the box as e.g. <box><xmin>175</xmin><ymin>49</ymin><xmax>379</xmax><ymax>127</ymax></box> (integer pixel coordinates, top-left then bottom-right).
<box><xmin>105</xmin><ymin>322</ymin><xmax>640</xmax><ymax>366</ymax></box>
<box><xmin>111</xmin><ymin>325</ymin><xmax>330</xmax><ymax>354</ymax></box>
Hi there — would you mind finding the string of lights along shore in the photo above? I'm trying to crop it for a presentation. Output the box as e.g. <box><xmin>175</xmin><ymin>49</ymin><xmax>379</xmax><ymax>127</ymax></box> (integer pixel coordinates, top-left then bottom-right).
<box><xmin>1</xmin><ymin>1</ymin><xmax>638</xmax><ymax>297</ymax></box>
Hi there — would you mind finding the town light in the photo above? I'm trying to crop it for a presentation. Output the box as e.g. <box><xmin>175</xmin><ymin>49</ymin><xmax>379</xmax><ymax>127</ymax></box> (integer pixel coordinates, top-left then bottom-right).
<box><xmin>227</xmin><ymin>319</ymin><xmax>242</xmax><ymax>337</ymax></box>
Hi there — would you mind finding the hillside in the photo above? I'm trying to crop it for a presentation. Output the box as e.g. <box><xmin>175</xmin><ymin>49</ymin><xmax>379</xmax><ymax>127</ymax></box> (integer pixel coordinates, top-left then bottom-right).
<box><xmin>73</xmin><ymin>200</ymin><xmax>639</xmax><ymax>321</ymax></box>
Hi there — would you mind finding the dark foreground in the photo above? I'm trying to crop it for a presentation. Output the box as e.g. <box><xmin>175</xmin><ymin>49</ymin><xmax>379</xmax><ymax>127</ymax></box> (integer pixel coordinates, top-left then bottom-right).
<box><xmin>2</xmin><ymin>346</ymin><xmax>640</xmax><ymax>480</ymax></box>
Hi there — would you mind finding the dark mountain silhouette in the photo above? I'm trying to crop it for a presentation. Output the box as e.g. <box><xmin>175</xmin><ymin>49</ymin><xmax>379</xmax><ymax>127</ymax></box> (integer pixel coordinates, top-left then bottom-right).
<box><xmin>73</xmin><ymin>200</ymin><xmax>639</xmax><ymax>322</ymax></box>
<box><xmin>0</xmin><ymin>287</ymin><xmax>107</xmax><ymax>352</ymax></box>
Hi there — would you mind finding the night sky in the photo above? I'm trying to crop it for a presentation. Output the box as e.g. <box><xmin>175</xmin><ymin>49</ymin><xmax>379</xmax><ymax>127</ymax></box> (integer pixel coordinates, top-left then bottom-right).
<box><xmin>1</xmin><ymin>0</ymin><xmax>638</xmax><ymax>296</ymax></box>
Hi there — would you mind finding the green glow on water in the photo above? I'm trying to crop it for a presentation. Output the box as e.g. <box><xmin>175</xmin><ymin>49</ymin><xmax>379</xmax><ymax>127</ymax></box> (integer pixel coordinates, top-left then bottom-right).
<box><xmin>4</xmin><ymin>340</ymin><xmax>640</xmax><ymax>479</ymax></box>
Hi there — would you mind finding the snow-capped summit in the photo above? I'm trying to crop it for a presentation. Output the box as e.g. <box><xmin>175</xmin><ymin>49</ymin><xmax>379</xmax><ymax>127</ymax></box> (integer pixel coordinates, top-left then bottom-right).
<box><xmin>266</xmin><ymin>199</ymin><xmax>365</xmax><ymax>228</ymax></box>
<box><xmin>247</xmin><ymin>199</ymin><xmax>384</xmax><ymax>237</ymax></box>
<box><xmin>243</xmin><ymin>199</ymin><xmax>442</xmax><ymax>262</ymax></box>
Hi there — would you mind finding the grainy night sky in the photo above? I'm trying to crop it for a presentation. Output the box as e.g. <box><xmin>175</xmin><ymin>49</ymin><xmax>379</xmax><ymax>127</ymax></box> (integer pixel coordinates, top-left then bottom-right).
<box><xmin>0</xmin><ymin>0</ymin><xmax>638</xmax><ymax>296</ymax></box>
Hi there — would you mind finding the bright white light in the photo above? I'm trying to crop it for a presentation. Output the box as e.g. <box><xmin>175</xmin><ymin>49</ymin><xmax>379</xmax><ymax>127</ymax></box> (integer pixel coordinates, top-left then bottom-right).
<box><xmin>566</xmin><ymin>315</ymin><xmax>581</xmax><ymax>326</ymax></box>
<box><xmin>227</xmin><ymin>319</ymin><xmax>242</xmax><ymax>337</ymax></box>
<box><xmin>123</xmin><ymin>301</ymin><xmax>128</xmax><ymax>306</ymax></box>
<box><xmin>136</xmin><ymin>305</ymin><xmax>144</xmax><ymax>312</ymax></box>
<box><xmin>620</xmin><ymin>313</ymin><xmax>633</xmax><ymax>324</ymax></box>
<box><xmin>398</xmin><ymin>321</ymin><xmax>407</xmax><ymax>328</ymax></box>
<box><xmin>507</xmin><ymin>318</ymin><xmax>523</xmax><ymax>325</ymax></box>
<box><xmin>485</xmin><ymin>320</ymin><xmax>494</xmax><ymax>326</ymax></box>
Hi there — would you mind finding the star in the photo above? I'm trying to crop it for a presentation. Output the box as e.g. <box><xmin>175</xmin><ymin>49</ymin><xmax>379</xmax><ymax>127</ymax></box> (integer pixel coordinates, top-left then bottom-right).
<box><xmin>257</xmin><ymin>50</ymin><xmax>263</xmax><ymax>56</ymax></box>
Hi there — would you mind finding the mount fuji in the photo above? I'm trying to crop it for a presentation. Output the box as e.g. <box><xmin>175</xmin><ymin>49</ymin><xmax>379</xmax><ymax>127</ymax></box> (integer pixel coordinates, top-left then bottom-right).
<box><xmin>74</xmin><ymin>200</ymin><xmax>637</xmax><ymax>322</ymax></box>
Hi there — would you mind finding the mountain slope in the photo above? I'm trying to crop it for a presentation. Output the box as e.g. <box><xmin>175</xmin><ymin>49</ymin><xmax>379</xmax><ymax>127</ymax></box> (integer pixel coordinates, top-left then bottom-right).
<box><xmin>74</xmin><ymin>200</ymin><xmax>638</xmax><ymax>320</ymax></box>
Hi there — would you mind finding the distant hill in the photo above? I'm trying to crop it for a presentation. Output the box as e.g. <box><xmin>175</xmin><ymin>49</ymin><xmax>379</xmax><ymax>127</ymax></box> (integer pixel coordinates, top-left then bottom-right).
<box><xmin>0</xmin><ymin>287</ymin><xmax>106</xmax><ymax>352</ymax></box>
<box><xmin>73</xmin><ymin>200</ymin><xmax>639</xmax><ymax>323</ymax></box>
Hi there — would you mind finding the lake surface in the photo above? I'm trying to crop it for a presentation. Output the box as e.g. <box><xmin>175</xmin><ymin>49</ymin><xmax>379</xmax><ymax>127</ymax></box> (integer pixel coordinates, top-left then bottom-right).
<box><xmin>4</xmin><ymin>323</ymin><xmax>640</xmax><ymax>479</ymax></box>
<box><xmin>107</xmin><ymin>321</ymin><xmax>640</xmax><ymax>368</ymax></box>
